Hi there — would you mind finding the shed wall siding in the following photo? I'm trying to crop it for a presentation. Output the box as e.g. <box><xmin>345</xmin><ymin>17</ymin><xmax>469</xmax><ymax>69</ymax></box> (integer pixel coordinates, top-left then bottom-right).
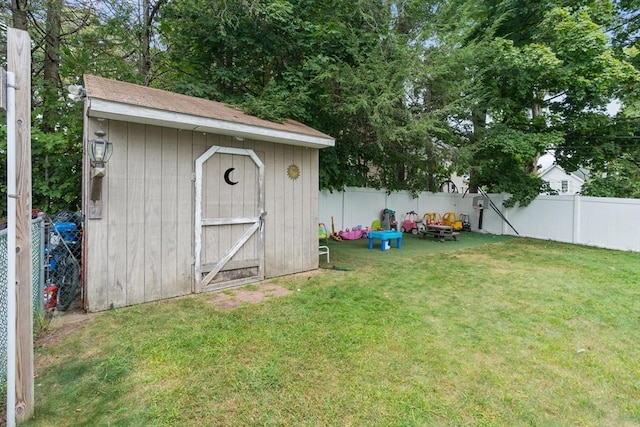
<box><xmin>84</xmin><ymin>118</ymin><xmax>319</xmax><ymax>311</ymax></box>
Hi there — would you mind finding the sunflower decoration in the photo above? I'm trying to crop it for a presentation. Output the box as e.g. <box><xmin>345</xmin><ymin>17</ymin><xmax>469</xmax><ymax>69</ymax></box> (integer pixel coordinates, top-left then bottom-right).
<box><xmin>287</xmin><ymin>164</ymin><xmax>300</xmax><ymax>180</ymax></box>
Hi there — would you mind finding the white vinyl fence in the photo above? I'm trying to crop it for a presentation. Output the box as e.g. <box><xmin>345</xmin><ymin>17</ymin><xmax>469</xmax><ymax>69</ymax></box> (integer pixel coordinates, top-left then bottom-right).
<box><xmin>320</xmin><ymin>188</ymin><xmax>640</xmax><ymax>252</ymax></box>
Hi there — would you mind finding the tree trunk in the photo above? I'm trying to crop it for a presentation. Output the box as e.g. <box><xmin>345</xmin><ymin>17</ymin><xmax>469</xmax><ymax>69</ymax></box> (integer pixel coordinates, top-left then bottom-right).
<box><xmin>44</xmin><ymin>0</ymin><xmax>62</xmax><ymax>87</ymax></box>
<box><xmin>41</xmin><ymin>0</ymin><xmax>62</xmax><ymax>210</ymax></box>
<box><xmin>43</xmin><ymin>0</ymin><xmax>62</xmax><ymax>131</ymax></box>
<box><xmin>526</xmin><ymin>100</ymin><xmax>543</xmax><ymax>174</ymax></box>
<box><xmin>11</xmin><ymin>0</ymin><xmax>29</xmax><ymax>30</ymax></box>
<box><xmin>141</xmin><ymin>0</ymin><xmax>168</xmax><ymax>85</ymax></box>
<box><xmin>141</xmin><ymin>0</ymin><xmax>152</xmax><ymax>84</ymax></box>
<box><xmin>469</xmin><ymin>107</ymin><xmax>487</xmax><ymax>193</ymax></box>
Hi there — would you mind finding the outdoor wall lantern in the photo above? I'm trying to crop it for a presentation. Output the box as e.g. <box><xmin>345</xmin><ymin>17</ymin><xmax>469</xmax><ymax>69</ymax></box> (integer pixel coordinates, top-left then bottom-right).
<box><xmin>89</xmin><ymin>129</ymin><xmax>113</xmax><ymax>172</ymax></box>
<box><xmin>89</xmin><ymin>129</ymin><xmax>113</xmax><ymax>204</ymax></box>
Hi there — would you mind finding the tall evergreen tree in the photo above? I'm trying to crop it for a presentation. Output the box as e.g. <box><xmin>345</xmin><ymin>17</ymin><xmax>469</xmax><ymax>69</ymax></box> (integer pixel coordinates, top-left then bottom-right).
<box><xmin>0</xmin><ymin>0</ymin><xmax>167</xmax><ymax>216</ymax></box>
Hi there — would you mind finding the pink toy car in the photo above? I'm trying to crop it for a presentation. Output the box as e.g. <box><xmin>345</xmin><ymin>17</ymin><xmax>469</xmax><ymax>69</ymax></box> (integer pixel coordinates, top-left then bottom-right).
<box><xmin>338</xmin><ymin>226</ymin><xmax>368</xmax><ymax>240</ymax></box>
<box><xmin>400</xmin><ymin>210</ymin><xmax>422</xmax><ymax>234</ymax></box>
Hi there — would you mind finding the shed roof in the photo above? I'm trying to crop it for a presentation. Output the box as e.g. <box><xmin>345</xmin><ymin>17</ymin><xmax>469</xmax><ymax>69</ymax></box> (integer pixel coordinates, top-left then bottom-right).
<box><xmin>83</xmin><ymin>74</ymin><xmax>335</xmax><ymax>149</ymax></box>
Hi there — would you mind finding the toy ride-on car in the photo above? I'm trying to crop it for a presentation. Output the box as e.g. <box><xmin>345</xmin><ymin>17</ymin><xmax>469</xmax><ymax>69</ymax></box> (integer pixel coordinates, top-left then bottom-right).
<box><xmin>401</xmin><ymin>210</ymin><xmax>422</xmax><ymax>234</ymax></box>
<box><xmin>442</xmin><ymin>212</ymin><xmax>463</xmax><ymax>231</ymax></box>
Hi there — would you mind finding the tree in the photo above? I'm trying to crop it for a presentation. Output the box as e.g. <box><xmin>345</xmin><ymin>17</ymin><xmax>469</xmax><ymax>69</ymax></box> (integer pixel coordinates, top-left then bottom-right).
<box><xmin>445</xmin><ymin>0</ymin><xmax>639</xmax><ymax>205</ymax></box>
<box><xmin>9</xmin><ymin>0</ymin><xmax>28</xmax><ymax>30</ymax></box>
<box><xmin>2</xmin><ymin>0</ymin><xmax>637</xmax><ymax>220</ymax></box>
<box><xmin>575</xmin><ymin>0</ymin><xmax>640</xmax><ymax>197</ymax></box>
<box><xmin>157</xmin><ymin>0</ymin><xmax>459</xmax><ymax>192</ymax></box>
<box><xmin>0</xmin><ymin>0</ymin><xmax>169</xmax><ymax>217</ymax></box>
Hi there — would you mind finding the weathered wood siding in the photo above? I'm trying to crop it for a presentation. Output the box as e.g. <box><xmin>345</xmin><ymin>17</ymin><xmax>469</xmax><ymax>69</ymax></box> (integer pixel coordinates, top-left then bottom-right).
<box><xmin>84</xmin><ymin>118</ymin><xmax>319</xmax><ymax>311</ymax></box>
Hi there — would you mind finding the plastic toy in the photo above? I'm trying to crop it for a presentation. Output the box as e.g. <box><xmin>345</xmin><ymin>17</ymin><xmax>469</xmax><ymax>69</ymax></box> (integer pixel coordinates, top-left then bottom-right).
<box><xmin>318</xmin><ymin>223</ymin><xmax>329</xmax><ymax>243</ymax></box>
<box><xmin>423</xmin><ymin>212</ymin><xmax>442</xmax><ymax>225</ymax></box>
<box><xmin>442</xmin><ymin>212</ymin><xmax>463</xmax><ymax>231</ymax></box>
<box><xmin>339</xmin><ymin>227</ymin><xmax>366</xmax><ymax>240</ymax></box>
<box><xmin>459</xmin><ymin>213</ymin><xmax>471</xmax><ymax>231</ymax></box>
<box><xmin>381</xmin><ymin>208</ymin><xmax>398</xmax><ymax>230</ymax></box>
<box><xmin>400</xmin><ymin>210</ymin><xmax>422</xmax><ymax>234</ymax></box>
<box><xmin>330</xmin><ymin>216</ymin><xmax>342</xmax><ymax>241</ymax></box>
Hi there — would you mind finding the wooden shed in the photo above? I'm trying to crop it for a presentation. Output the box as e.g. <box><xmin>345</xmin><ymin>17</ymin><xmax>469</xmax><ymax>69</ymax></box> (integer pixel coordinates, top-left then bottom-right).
<box><xmin>81</xmin><ymin>75</ymin><xmax>334</xmax><ymax>312</ymax></box>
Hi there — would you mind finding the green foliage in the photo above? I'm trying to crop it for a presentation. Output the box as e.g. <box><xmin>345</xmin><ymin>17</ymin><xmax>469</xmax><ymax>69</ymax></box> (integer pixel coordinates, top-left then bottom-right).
<box><xmin>56</xmin><ymin>2</ymin><xmax>144</xmax><ymax>83</ymax></box>
<box><xmin>156</xmin><ymin>0</ymin><xmax>458</xmax><ymax>193</ymax></box>
<box><xmin>242</xmin><ymin>78</ymin><xmax>311</xmax><ymax>124</ymax></box>
<box><xmin>0</xmin><ymin>113</ymin><xmax>83</xmax><ymax>218</ymax></box>
<box><xmin>581</xmin><ymin>155</ymin><xmax>640</xmax><ymax>198</ymax></box>
<box><xmin>0</xmin><ymin>121</ymin><xmax>82</xmax><ymax>219</ymax></box>
<box><xmin>0</xmin><ymin>0</ymin><xmax>161</xmax><ymax>219</ymax></box>
<box><xmin>3</xmin><ymin>0</ymin><xmax>638</xmax><ymax>214</ymax></box>
<box><xmin>449</xmin><ymin>1</ymin><xmax>640</xmax><ymax>205</ymax></box>
<box><xmin>468</xmin><ymin>125</ymin><xmax>564</xmax><ymax>206</ymax></box>
<box><xmin>31</xmin><ymin>126</ymin><xmax>83</xmax><ymax>213</ymax></box>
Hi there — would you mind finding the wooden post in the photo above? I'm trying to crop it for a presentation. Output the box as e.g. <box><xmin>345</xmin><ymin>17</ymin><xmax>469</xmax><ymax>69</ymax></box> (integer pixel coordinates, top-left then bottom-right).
<box><xmin>8</xmin><ymin>27</ymin><xmax>34</xmax><ymax>422</ymax></box>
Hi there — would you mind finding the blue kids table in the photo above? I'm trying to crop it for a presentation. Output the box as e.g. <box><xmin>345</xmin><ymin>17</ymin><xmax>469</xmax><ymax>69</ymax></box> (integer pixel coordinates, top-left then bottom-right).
<box><xmin>367</xmin><ymin>230</ymin><xmax>403</xmax><ymax>251</ymax></box>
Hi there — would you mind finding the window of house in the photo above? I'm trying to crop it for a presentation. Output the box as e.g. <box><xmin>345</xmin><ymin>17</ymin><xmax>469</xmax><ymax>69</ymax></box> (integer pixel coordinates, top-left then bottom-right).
<box><xmin>561</xmin><ymin>180</ymin><xmax>568</xmax><ymax>193</ymax></box>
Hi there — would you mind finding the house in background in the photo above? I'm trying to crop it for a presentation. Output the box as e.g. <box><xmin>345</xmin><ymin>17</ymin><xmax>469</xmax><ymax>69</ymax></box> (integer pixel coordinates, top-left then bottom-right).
<box><xmin>538</xmin><ymin>163</ymin><xmax>589</xmax><ymax>195</ymax></box>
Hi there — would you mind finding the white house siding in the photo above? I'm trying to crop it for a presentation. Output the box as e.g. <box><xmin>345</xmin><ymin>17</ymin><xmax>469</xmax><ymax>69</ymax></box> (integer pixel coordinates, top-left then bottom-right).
<box><xmin>539</xmin><ymin>165</ymin><xmax>584</xmax><ymax>195</ymax></box>
<box><xmin>84</xmin><ymin>118</ymin><xmax>319</xmax><ymax>312</ymax></box>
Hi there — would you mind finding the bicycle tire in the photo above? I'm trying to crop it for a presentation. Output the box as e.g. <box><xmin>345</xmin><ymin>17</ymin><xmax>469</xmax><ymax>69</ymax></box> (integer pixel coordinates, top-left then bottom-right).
<box><xmin>439</xmin><ymin>180</ymin><xmax>459</xmax><ymax>193</ymax></box>
<box><xmin>56</xmin><ymin>258</ymin><xmax>81</xmax><ymax>311</ymax></box>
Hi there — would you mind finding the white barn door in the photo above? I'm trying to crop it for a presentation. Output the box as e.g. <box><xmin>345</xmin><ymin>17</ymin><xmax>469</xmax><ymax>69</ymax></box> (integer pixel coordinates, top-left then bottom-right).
<box><xmin>195</xmin><ymin>146</ymin><xmax>265</xmax><ymax>292</ymax></box>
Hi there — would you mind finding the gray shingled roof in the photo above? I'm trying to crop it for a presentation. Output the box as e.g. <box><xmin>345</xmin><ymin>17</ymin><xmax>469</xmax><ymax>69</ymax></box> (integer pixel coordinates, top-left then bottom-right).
<box><xmin>83</xmin><ymin>74</ymin><xmax>334</xmax><ymax>148</ymax></box>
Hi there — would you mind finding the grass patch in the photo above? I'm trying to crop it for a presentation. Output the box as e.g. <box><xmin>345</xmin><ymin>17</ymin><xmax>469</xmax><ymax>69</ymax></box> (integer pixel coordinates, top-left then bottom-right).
<box><xmin>24</xmin><ymin>234</ymin><xmax>640</xmax><ymax>426</ymax></box>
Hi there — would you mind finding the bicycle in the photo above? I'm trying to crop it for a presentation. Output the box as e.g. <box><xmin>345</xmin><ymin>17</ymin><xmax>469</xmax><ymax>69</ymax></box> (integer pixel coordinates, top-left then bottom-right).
<box><xmin>44</xmin><ymin>211</ymin><xmax>83</xmax><ymax>311</ymax></box>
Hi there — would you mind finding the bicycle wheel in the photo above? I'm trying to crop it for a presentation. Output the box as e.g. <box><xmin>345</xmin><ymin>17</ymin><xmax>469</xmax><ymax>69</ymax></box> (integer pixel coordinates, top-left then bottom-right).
<box><xmin>439</xmin><ymin>180</ymin><xmax>458</xmax><ymax>193</ymax></box>
<box><xmin>56</xmin><ymin>258</ymin><xmax>81</xmax><ymax>311</ymax></box>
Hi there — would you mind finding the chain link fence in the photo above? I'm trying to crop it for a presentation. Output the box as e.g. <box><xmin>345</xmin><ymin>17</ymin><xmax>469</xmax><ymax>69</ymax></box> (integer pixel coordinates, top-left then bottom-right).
<box><xmin>0</xmin><ymin>213</ymin><xmax>82</xmax><ymax>389</ymax></box>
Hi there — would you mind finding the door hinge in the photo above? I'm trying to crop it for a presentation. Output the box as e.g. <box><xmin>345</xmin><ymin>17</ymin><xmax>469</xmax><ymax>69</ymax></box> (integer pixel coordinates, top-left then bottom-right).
<box><xmin>191</xmin><ymin>173</ymin><xmax>196</xmax><ymax>182</ymax></box>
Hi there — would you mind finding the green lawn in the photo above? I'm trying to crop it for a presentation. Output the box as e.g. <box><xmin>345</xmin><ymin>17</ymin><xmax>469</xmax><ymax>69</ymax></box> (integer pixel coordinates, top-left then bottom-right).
<box><xmin>25</xmin><ymin>234</ymin><xmax>640</xmax><ymax>426</ymax></box>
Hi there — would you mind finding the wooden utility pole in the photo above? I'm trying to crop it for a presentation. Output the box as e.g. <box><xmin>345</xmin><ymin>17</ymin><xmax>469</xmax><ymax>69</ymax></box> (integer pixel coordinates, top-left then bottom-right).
<box><xmin>8</xmin><ymin>26</ymin><xmax>34</xmax><ymax>423</ymax></box>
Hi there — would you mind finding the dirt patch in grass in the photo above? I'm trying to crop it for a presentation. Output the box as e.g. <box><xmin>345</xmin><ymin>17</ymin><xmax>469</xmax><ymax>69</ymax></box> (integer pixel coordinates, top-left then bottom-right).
<box><xmin>35</xmin><ymin>312</ymin><xmax>92</xmax><ymax>350</ymax></box>
<box><xmin>208</xmin><ymin>282</ymin><xmax>294</xmax><ymax>309</ymax></box>
<box><xmin>207</xmin><ymin>269</ymin><xmax>332</xmax><ymax>309</ymax></box>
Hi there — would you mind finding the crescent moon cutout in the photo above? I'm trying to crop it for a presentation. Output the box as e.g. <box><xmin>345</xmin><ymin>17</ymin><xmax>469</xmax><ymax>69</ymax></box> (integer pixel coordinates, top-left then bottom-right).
<box><xmin>224</xmin><ymin>168</ymin><xmax>238</xmax><ymax>185</ymax></box>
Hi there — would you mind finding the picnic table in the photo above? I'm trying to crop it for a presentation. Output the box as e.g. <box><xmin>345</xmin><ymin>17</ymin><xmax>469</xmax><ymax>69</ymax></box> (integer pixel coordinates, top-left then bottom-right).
<box><xmin>421</xmin><ymin>224</ymin><xmax>459</xmax><ymax>243</ymax></box>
